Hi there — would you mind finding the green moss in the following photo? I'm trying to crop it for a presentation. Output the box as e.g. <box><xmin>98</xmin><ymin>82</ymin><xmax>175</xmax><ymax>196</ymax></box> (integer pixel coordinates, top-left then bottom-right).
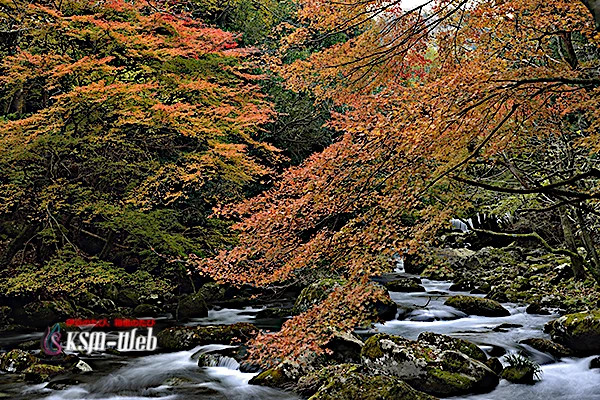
<box><xmin>362</xmin><ymin>335</ymin><xmax>385</xmax><ymax>359</ymax></box>
<box><xmin>308</xmin><ymin>369</ymin><xmax>437</xmax><ymax>400</ymax></box>
<box><xmin>23</xmin><ymin>364</ymin><xmax>65</xmax><ymax>383</ymax></box>
<box><xmin>428</xmin><ymin>367</ymin><xmax>473</xmax><ymax>390</ymax></box>
<box><xmin>0</xmin><ymin>349</ymin><xmax>38</xmax><ymax>373</ymax></box>
<box><xmin>248</xmin><ymin>367</ymin><xmax>289</xmax><ymax>388</ymax></box>
<box><xmin>293</xmin><ymin>279</ymin><xmax>346</xmax><ymax>315</ymax></box>
<box><xmin>445</xmin><ymin>295</ymin><xmax>510</xmax><ymax>317</ymax></box>
<box><xmin>501</xmin><ymin>366</ymin><xmax>535</xmax><ymax>384</ymax></box>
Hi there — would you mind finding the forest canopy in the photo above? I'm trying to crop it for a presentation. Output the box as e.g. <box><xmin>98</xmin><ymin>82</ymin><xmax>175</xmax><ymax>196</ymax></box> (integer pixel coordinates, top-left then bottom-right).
<box><xmin>1</xmin><ymin>0</ymin><xmax>600</xmax><ymax>369</ymax></box>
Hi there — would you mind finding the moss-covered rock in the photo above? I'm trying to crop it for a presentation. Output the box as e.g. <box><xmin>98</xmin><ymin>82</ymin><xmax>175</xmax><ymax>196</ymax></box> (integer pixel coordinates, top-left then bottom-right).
<box><xmin>176</xmin><ymin>292</ymin><xmax>208</xmax><ymax>321</ymax></box>
<box><xmin>133</xmin><ymin>303</ymin><xmax>157</xmax><ymax>317</ymax></box>
<box><xmin>157</xmin><ymin>323</ymin><xmax>258</xmax><ymax>351</ymax></box>
<box><xmin>501</xmin><ymin>366</ymin><xmax>536</xmax><ymax>384</ymax></box>
<box><xmin>445</xmin><ymin>295</ymin><xmax>510</xmax><ymax>317</ymax></box>
<box><xmin>361</xmin><ymin>333</ymin><xmax>498</xmax><ymax>397</ymax></box>
<box><xmin>249</xmin><ymin>367</ymin><xmax>292</xmax><ymax>389</ymax></box>
<box><xmin>293</xmin><ymin>279</ymin><xmax>345</xmax><ymax>315</ymax></box>
<box><xmin>23</xmin><ymin>364</ymin><xmax>65</xmax><ymax>383</ymax></box>
<box><xmin>544</xmin><ymin>310</ymin><xmax>600</xmax><ymax>354</ymax></box>
<box><xmin>418</xmin><ymin>332</ymin><xmax>487</xmax><ymax>362</ymax></box>
<box><xmin>198</xmin><ymin>282</ymin><xmax>227</xmax><ymax>303</ymax></box>
<box><xmin>0</xmin><ymin>349</ymin><xmax>38</xmax><ymax>373</ymax></box>
<box><xmin>519</xmin><ymin>338</ymin><xmax>572</xmax><ymax>358</ymax></box>
<box><xmin>304</xmin><ymin>364</ymin><xmax>438</xmax><ymax>400</ymax></box>
<box><xmin>293</xmin><ymin>279</ymin><xmax>397</xmax><ymax>321</ymax></box>
<box><xmin>77</xmin><ymin>292</ymin><xmax>115</xmax><ymax>314</ymax></box>
<box><xmin>384</xmin><ymin>278</ymin><xmax>425</xmax><ymax>293</ymax></box>
<box><xmin>485</xmin><ymin>357</ymin><xmax>503</xmax><ymax>375</ymax></box>
<box><xmin>16</xmin><ymin>300</ymin><xmax>75</xmax><ymax>328</ymax></box>
<box><xmin>323</xmin><ymin>331</ymin><xmax>364</xmax><ymax>364</ymax></box>
<box><xmin>0</xmin><ymin>306</ymin><xmax>11</xmax><ymax>324</ymax></box>
<box><xmin>373</xmin><ymin>294</ymin><xmax>398</xmax><ymax>321</ymax></box>
<box><xmin>117</xmin><ymin>288</ymin><xmax>140</xmax><ymax>307</ymax></box>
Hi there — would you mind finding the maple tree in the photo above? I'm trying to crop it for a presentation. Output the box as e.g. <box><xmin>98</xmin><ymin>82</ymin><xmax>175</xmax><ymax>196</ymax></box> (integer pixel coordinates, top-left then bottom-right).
<box><xmin>0</xmin><ymin>0</ymin><xmax>278</xmax><ymax>291</ymax></box>
<box><xmin>197</xmin><ymin>0</ymin><xmax>600</xmax><ymax>365</ymax></box>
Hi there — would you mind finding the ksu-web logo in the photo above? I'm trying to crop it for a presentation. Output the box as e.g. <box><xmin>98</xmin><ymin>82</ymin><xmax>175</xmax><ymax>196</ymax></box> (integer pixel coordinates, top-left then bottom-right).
<box><xmin>41</xmin><ymin>322</ymin><xmax>158</xmax><ymax>355</ymax></box>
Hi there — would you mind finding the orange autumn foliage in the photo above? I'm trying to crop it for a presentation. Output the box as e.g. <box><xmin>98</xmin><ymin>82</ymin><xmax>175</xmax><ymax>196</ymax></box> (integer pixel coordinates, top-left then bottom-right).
<box><xmin>197</xmin><ymin>0</ymin><xmax>600</xmax><ymax>365</ymax></box>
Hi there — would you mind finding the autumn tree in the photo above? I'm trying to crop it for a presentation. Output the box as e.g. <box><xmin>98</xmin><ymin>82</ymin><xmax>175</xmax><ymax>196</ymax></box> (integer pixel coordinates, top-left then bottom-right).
<box><xmin>197</xmin><ymin>0</ymin><xmax>600</xmax><ymax>365</ymax></box>
<box><xmin>0</xmin><ymin>0</ymin><xmax>278</xmax><ymax>295</ymax></box>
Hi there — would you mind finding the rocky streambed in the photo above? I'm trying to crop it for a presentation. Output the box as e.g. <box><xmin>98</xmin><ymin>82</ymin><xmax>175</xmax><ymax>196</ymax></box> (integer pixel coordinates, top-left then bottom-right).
<box><xmin>1</xmin><ymin>250</ymin><xmax>600</xmax><ymax>399</ymax></box>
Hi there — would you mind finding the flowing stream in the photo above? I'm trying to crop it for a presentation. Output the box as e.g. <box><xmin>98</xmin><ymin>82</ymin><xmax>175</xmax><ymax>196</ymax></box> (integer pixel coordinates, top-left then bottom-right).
<box><xmin>2</xmin><ymin>269</ymin><xmax>599</xmax><ymax>399</ymax></box>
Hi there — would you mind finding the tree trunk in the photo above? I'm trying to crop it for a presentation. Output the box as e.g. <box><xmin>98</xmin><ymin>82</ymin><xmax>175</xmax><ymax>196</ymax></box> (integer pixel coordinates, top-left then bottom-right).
<box><xmin>575</xmin><ymin>207</ymin><xmax>600</xmax><ymax>282</ymax></box>
<box><xmin>559</xmin><ymin>206</ymin><xmax>587</xmax><ymax>280</ymax></box>
<box><xmin>2</xmin><ymin>223</ymin><xmax>39</xmax><ymax>267</ymax></box>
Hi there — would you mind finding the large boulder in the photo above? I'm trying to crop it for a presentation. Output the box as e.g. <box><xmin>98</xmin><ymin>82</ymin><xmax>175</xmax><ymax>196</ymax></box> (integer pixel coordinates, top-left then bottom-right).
<box><xmin>544</xmin><ymin>310</ymin><xmax>600</xmax><ymax>354</ymax></box>
<box><xmin>384</xmin><ymin>277</ymin><xmax>426</xmax><ymax>293</ymax></box>
<box><xmin>293</xmin><ymin>279</ymin><xmax>345</xmax><ymax>315</ymax></box>
<box><xmin>23</xmin><ymin>364</ymin><xmax>66</xmax><ymax>383</ymax></box>
<box><xmin>15</xmin><ymin>300</ymin><xmax>75</xmax><ymax>328</ymax></box>
<box><xmin>176</xmin><ymin>292</ymin><xmax>208</xmax><ymax>321</ymax></box>
<box><xmin>323</xmin><ymin>331</ymin><xmax>364</xmax><ymax>364</ymax></box>
<box><xmin>361</xmin><ymin>334</ymin><xmax>498</xmax><ymax>397</ymax></box>
<box><xmin>198</xmin><ymin>282</ymin><xmax>227</xmax><ymax>303</ymax></box>
<box><xmin>0</xmin><ymin>349</ymin><xmax>38</xmax><ymax>372</ymax></box>
<box><xmin>418</xmin><ymin>332</ymin><xmax>487</xmax><ymax>363</ymax></box>
<box><xmin>444</xmin><ymin>295</ymin><xmax>510</xmax><ymax>317</ymax></box>
<box><xmin>519</xmin><ymin>338</ymin><xmax>572</xmax><ymax>358</ymax></box>
<box><xmin>297</xmin><ymin>364</ymin><xmax>438</xmax><ymax>400</ymax></box>
<box><xmin>157</xmin><ymin>323</ymin><xmax>258</xmax><ymax>351</ymax></box>
<box><xmin>293</xmin><ymin>279</ymin><xmax>397</xmax><ymax>321</ymax></box>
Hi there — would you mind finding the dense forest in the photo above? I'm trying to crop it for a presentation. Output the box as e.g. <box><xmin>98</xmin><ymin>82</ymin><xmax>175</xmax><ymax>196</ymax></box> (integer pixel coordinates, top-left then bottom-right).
<box><xmin>1</xmin><ymin>0</ymin><xmax>600</xmax><ymax>399</ymax></box>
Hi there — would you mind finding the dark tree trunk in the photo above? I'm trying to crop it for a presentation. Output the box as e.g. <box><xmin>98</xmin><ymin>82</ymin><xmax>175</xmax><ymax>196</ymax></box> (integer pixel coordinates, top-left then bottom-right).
<box><xmin>559</xmin><ymin>206</ymin><xmax>587</xmax><ymax>280</ymax></box>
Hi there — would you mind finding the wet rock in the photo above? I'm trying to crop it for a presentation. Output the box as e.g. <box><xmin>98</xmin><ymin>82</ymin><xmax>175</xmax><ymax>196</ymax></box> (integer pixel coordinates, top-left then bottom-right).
<box><xmin>323</xmin><ymin>331</ymin><xmax>364</xmax><ymax>364</ymax></box>
<box><xmin>198</xmin><ymin>282</ymin><xmax>227</xmax><ymax>303</ymax></box>
<box><xmin>544</xmin><ymin>310</ymin><xmax>600</xmax><ymax>354</ymax></box>
<box><xmin>133</xmin><ymin>303</ymin><xmax>157</xmax><ymax>318</ymax></box>
<box><xmin>449</xmin><ymin>280</ymin><xmax>476</xmax><ymax>292</ymax></box>
<box><xmin>117</xmin><ymin>288</ymin><xmax>140</xmax><ymax>307</ymax></box>
<box><xmin>493</xmin><ymin>323</ymin><xmax>523</xmax><ymax>332</ymax></box>
<box><xmin>255</xmin><ymin>308</ymin><xmax>291</xmax><ymax>319</ymax></box>
<box><xmin>293</xmin><ymin>279</ymin><xmax>397</xmax><ymax>321</ymax></box>
<box><xmin>418</xmin><ymin>332</ymin><xmax>487</xmax><ymax>362</ymax></box>
<box><xmin>485</xmin><ymin>357</ymin><xmax>503</xmax><ymax>375</ymax></box>
<box><xmin>249</xmin><ymin>366</ymin><xmax>294</xmax><ymax>389</ymax></box>
<box><xmin>361</xmin><ymin>333</ymin><xmax>498</xmax><ymax>397</ymax></box>
<box><xmin>77</xmin><ymin>292</ymin><xmax>115</xmax><ymax>314</ymax></box>
<box><xmin>445</xmin><ymin>295</ymin><xmax>510</xmax><ymax>317</ymax></box>
<box><xmin>73</xmin><ymin>359</ymin><xmax>93</xmax><ymax>373</ymax></box>
<box><xmin>45</xmin><ymin>377</ymin><xmax>82</xmax><ymax>390</ymax></box>
<box><xmin>0</xmin><ymin>349</ymin><xmax>38</xmax><ymax>372</ymax></box>
<box><xmin>176</xmin><ymin>292</ymin><xmax>208</xmax><ymax>321</ymax></box>
<box><xmin>157</xmin><ymin>323</ymin><xmax>258</xmax><ymax>351</ymax></box>
<box><xmin>590</xmin><ymin>356</ymin><xmax>600</xmax><ymax>369</ymax></box>
<box><xmin>15</xmin><ymin>300</ymin><xmax>74</xmax><ymax>328</ymax></box>
<box><xmin>519</xmin><ymin>338</ymin><xmax>572</xmax><ymax>358</ymax></box>
<box><xmin>525</xmin><ymin>302</ymin><xmax>551</xmax><ymax>315</ymax></box>
<box><xmin>293</xmin><ymin>279</ymin><xmax>345</xmax><ymax>315</ymax></box>
<box><xmin>197</xmin><ymin>351</ymin><xmax>238</xmax><ymax>368</ymax></box>
<box><xmin>23</xmin><ymin>364</ymin><xmax>66</xmax><ymax>383</ymax></box>
<box><xmin>501</xmin><ymin>366</ymin><xmax>537</xmax><ymax>384</ymax></box>
<box><xmin>384</xmin><ymin>278</ymin><xmax>426</xmax><ymax>293</ymax></box>
<box><xmin>373</xmin><ymin>294</ymin><xmax>398</xmax><ymax>321</ymax></box>
<box><xmin>299</xmin><ymin>363</ymin><xmax>438</xmax><ymax>400</ymax></box>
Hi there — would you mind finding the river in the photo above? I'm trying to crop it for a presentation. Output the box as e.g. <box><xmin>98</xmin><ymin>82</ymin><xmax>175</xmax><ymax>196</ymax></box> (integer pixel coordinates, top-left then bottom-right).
<box><xmin>1</xmin><ymin>269</ymin><xmax>599</xmax><ymax>399</ymax></box>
